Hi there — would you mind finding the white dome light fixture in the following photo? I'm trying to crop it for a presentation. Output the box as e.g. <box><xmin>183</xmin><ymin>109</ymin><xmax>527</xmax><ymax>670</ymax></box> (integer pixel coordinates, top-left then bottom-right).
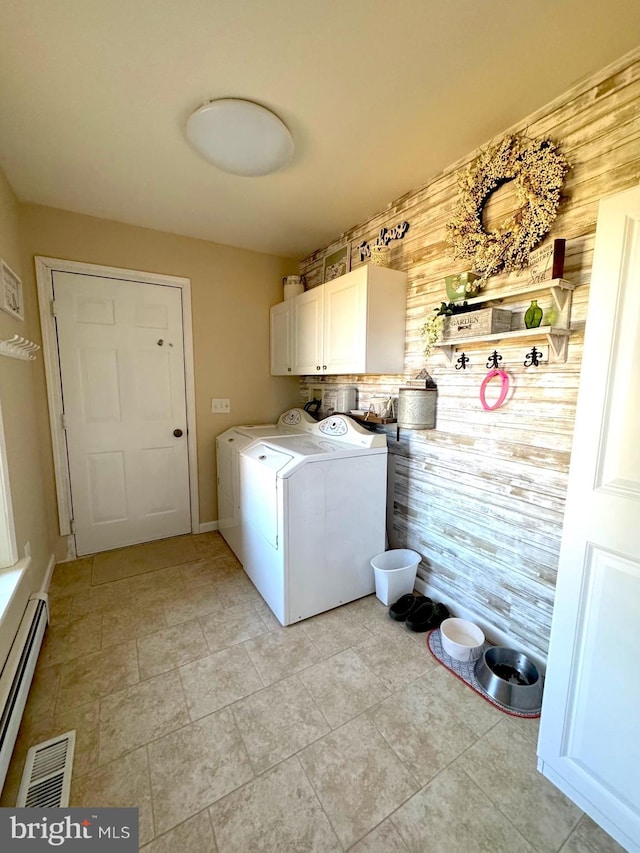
<box><xmin>186</xmin><ymin>98</ymin><xmax>294</xmax><ymax>177</ymax></box>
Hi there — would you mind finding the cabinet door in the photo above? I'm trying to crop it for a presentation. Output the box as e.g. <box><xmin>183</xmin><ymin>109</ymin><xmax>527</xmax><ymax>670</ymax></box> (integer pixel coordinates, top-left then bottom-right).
<box><xmin>537</xmin><ymin>187</ymin><xmax>640</xmax><ymax>852</ymax></box>
<box><xmin>292</xmin><ymin>287</ymin><xmax>324</xmax><ymax>375</ymax></box>
<box><xmin>323</xmin><ymin>273</ymin><xmax>366</xmax><ymax>373</ymax></box>
<box><xmin>270</xmin><ymin>301</ymin><xmax>293</xmax><ymax>375</ymax></box>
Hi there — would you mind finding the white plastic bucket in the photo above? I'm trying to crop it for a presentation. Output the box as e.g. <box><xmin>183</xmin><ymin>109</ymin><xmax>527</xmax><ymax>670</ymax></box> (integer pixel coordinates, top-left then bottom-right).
<box><xmin>283</xmin><ymin>275</ymin><xmax>305</xmax><ymax>300</ymax></box>
<box><xmin>370</xmin><ymin>549</ymin><xmax>420</xmax><ymax>605</ymax></box>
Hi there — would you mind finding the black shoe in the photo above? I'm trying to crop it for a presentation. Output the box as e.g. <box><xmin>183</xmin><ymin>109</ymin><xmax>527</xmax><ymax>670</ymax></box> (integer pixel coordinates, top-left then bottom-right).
<box><xmin>406</xmin><ymin>601</ymin><xmax>450</xmax><ymax>632</ymax></box>
<box><xmin>389</xmin><ymin>594</ymin><xmax>430</xmax><ymax>622</ymax></box>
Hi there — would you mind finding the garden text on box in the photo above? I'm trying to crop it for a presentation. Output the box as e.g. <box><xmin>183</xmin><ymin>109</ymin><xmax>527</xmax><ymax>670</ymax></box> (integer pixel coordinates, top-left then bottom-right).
<box><xmin>441</xmin><ymin>307</ymin><xmax>512</xmax><ymax>341</ymax></box>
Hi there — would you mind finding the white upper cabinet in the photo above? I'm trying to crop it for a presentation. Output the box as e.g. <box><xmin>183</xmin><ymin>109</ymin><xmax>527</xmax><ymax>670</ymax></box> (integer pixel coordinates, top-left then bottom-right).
<box><xmin>269</xmin><ymin>300</ymin><xmax>293</xmax><ymax>375</ymax></box>
<box><xmin>291</xmin><ymin>285</ymin><xmax>324</xmax><ymax>375</ymax></box>
<box><xmin>322</xmin><ymin>272</ymin><xmax>368</xmax><ymax>374</ymax></box>
<box><xmin>271</xmin><ymin>265</ymin><xmax>407</xmax><ymax>376</ymax></box>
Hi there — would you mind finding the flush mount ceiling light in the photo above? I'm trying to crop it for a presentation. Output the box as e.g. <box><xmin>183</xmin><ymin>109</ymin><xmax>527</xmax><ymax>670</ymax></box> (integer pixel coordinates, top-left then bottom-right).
<box><xmin>186</xmin><ymin>98</ymin><xmax>294</xmax><ymax>177</ymax></box>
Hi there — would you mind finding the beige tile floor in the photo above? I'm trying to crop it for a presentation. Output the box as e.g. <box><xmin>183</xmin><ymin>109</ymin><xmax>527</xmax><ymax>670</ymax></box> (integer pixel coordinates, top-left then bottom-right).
<box><xmin>1</xmin><ymin>532</ymin><xmax>625</xmax><ymax>852</ymax></box>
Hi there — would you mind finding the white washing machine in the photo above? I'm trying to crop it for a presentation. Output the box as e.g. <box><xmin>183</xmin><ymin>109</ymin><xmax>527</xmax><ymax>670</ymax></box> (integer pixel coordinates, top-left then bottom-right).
<box><xmin>239</xmin><ymin>415</ymin><xmax>387</xmax><ymax>625</ymax></box>
<box><xmin>216</xmin><ymin>408</ymin><xmax>317</xmax><ymax>560</ymax></box>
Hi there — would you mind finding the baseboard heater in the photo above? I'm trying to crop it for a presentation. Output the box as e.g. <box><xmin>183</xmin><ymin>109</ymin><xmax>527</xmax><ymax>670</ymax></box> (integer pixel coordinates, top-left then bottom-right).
<box><xmin>0</xmin><ymin>593</ymin><xmax>49</xmax><ymax>793</ymax></box>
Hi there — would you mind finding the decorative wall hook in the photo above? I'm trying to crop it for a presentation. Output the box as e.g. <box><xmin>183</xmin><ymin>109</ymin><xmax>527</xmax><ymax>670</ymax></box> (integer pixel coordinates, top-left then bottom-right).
<box><xmin>455</xmin><ymin>352</ymin><xmax>470</xmax><ymax>370</ymax></box>
<box><xmin>524</xmin><ymin>346</ymin><xmax>543</xmax><ymax>367</ymax></box>
<box><xmin>486</xmin><ymin>350</ymin><xmax>503</xmax><ymax>369</ymax></box>
<box><xmin>0</xmin><ymin>334</ymin><xmax>40</xmax><ymax>361</ymax></box>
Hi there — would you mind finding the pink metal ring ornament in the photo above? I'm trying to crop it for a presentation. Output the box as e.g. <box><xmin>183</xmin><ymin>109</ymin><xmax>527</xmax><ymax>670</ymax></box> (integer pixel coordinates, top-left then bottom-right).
<box><xmin>480</xmin><ymin>369</ymin><xmax>510</xmax><ymax>411</ymax></box>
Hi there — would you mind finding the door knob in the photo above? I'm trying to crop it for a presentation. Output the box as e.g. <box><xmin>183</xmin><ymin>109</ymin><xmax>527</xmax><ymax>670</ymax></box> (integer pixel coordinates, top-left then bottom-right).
<box><xmin>173</xmin><ymin>428</ymin><xmax>183</xmax><ymax>437</ymax></box>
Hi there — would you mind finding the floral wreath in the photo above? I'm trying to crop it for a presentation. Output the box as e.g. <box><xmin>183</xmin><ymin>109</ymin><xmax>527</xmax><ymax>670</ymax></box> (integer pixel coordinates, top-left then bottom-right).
<box><xmin>446</xmin><ymin>133</ymin><xmax>569</xmax><ymax>282</ymax></box>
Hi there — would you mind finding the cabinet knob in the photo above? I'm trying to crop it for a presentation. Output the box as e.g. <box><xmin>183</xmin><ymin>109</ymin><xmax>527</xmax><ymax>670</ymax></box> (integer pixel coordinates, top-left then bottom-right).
<box><xmin>322</xmin><ymin>365</ymin><xmax>327</xmax><ymax>370</ymax></box>
<box><xmin>316</xmin><ymin>365</ymin><xmax>321</xmax><ymax>370</ymax></box>
<box><xmin>287</xmin><ymin>367</ymin><xmax>291</xmax><ymax>372</ymax></box>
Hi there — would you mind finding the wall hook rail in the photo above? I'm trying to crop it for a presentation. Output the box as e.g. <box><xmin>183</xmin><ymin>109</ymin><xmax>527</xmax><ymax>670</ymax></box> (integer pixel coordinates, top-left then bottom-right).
<box><xmin>486</xmin><ymin>350</ymin><xmax>503</xmax><ymax>369</ymax></box>
<box><xmin>524</xmin><ymin>346</ymin><xmax>543</xmax><ymax>367</ymax></box>
<box><xmin>0</xmin><ymin>334</ymin><xmax>40</xmax><ymax>361</ymax></box>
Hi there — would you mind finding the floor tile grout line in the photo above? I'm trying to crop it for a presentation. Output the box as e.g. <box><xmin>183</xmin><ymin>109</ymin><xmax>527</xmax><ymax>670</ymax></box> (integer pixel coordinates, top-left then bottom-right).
<box><xmin>204</xmin><ymin>805</ymin><xmax>219</xmax><ymax>853</ymax></box>
<box><xmin>138</xmin><ymin>807</ymin><xmax>215</xmax><ymax>852</ymax></box>
<box><xmin>296</xmin><ymin>671</ymin><xmax>334</xmax><ymax>731</ymax></box>
<box><xmin>363</xmin><ymin>705</ymin><xmax>427</xmax><ymax>792</ymax></box>
<box><xmin>73</xmin><ymin>674</ymin><xmax>239</xmax><ymax>776</ymax></box>
<box><xmin>142</xmin><ymin>743</ymin><xmax>156</xmax><ymax>843</ymax></box>
<box><xmin>292</xmin><ymin>753</ymin><xmax>348</xmax><ymax>852</ymax></box>
<box><xmin>227</xmin><ymin>701</ymin><xmax>262</xmax><ymax>778</ymax></box>
<box><xmin>386</xmin><ymin>811</ymin><xmax>413</xmax><ymax>853</ymax></box>
<box><xmin>297</xmin><ymin>707</ymin><xmax>423</xmax><ymax>847</ymax></box>
<box><xmin>455</xmin><ymin>763</ymin><xmax>547</xmax><ymax>851</ymax></box>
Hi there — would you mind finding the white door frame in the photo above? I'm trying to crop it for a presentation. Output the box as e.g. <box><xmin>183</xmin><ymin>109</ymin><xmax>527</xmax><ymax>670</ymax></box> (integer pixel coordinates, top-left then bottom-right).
<box><xmin>35</xmin><ymin>257</ymin><xmax>199</xmax><ymax>554</ymax></box>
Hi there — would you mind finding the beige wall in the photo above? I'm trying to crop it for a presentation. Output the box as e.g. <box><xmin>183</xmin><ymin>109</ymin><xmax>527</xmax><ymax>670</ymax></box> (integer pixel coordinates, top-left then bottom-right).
<box><xmin>17</xmin><ymin>203</ymin><xmax>300</xmax><ymax>555</ymax></box>
<box><xmin>0</xmin><ymin>169</ymin><xmax>54</xmax><ymax>652</ymax></box>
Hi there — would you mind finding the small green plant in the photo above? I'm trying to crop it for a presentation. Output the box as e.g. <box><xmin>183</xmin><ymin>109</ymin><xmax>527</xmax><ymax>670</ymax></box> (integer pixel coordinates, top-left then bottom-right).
<box><xmin>421</xmin><ymin>300</ymin><xmax>484</xmax><ymax>359</ymax></box>
<box><xmin>420</xmin><ymin>312</ymin><xmax>444</xmax><ymax>359</ymax></box>
<box><xmin>434</xmin><ymin>300</ymin><xmax>475</xmax><ymax>316</ymax></box>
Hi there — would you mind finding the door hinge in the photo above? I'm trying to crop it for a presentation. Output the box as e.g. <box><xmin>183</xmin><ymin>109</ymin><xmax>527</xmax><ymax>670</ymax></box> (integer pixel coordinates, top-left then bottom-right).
<box><xmin>51</xmin><ymin>299</ymin><xmax>57</xmax><ymax>317</ymax></box>
<box><xmin>70</xmin><ymin>518</ymin><xmax>76</xmax><ymax>534</ymax></box>
<box><xmin>61</xmin><ymin>413</ymin><xmax>68</xmax><ymax>430</ymax></box>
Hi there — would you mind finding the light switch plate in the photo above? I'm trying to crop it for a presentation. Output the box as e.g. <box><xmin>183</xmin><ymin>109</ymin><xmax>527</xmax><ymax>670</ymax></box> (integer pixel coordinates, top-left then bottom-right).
<box><xmin>211</xmin><ymin>398</ymin><xmax>231</xmax><ymax>413</ymax></box>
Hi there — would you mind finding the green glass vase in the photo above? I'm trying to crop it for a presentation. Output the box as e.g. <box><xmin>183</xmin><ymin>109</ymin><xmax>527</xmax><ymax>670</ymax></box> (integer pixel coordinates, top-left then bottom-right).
<box><xmin>525</xmin><ymin>299</ymin><xmax>543</xmax><ymax>329</ymax></box>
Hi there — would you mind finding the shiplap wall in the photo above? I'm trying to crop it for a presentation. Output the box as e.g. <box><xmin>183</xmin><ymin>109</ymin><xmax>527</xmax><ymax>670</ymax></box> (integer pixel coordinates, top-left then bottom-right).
<box><xmin>298</xmin><ymin>47</ymin><xmax>640</xmax><ymax>661</ymax></box>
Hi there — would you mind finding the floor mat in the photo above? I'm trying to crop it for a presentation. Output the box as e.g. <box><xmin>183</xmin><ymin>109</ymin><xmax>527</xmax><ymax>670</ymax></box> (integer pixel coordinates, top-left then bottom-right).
<box><xmin>91</xmin><ymin>535</ymin><xmax>200</xmax><ymax>585</ymax></box>
<box><xmin>427</xmin><ymin>629</ymin><xmax>541</xmax><ymax>718</ymax></box>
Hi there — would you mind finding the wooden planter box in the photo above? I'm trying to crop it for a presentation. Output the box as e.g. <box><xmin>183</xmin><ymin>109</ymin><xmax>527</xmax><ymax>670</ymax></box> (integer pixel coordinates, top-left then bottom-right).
<box><xmin>442</xmin><ymin>307</ymin><xmax>512</xmax><ymax>341</ymax></box>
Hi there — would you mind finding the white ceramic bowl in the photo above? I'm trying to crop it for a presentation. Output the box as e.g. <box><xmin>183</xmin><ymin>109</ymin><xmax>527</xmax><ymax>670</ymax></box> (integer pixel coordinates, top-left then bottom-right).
<box><xmin>440</xmin><ymin>617</ymin><xmax>485</xmax><ymax>662</ymax></box>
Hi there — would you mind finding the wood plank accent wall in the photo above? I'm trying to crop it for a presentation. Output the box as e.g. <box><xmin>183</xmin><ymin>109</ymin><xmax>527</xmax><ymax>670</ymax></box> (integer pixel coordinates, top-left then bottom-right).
<box><xmin>298</xmin><ymin>47</ymin><xmax>640</xmax><ymax>661</ymax></box>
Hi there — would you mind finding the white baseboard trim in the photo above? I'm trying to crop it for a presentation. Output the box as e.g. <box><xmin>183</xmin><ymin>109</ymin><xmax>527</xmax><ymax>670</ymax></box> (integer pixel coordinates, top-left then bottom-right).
<box><xmin>199</xmin><ymin>521</ymin><xmax>219</xmax><ymax>533</ymax></box>
<box><xmin>64</xmin><ymin>535</ymin><xmax>76</xmax><ymax>562</ymax></box>
<box><xmin>40</xmin><ymin>553</ymin><xmax>57</xmax><ymax>594</ymax></box>
<box><xmin>414</xmin><ymin>576</ymin><xmax>547</xmax><ymax>675</ymax></box>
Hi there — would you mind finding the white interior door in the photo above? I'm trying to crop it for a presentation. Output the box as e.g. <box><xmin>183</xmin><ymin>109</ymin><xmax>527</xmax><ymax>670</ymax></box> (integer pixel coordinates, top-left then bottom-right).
<box><xmin>53</xmin><ymin>271</ymin><xmax>192</xmax><ymax>555</ymax></box>
<box><xmin>537</xmin><ymin>186</ymin><xmax>640</xmax><ymax>852</ymax></box>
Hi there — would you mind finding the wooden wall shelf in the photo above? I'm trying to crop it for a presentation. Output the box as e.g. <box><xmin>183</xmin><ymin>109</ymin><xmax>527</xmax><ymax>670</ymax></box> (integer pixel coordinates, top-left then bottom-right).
<box><xmin>433</xmin><ymin>278</ymin><xmax>575</xmax><ymax>363</ymax></box>
<box><xmin>435</xmin><ymin>326</ymin><xmax>571</xmax><ymax>363</ymax></box>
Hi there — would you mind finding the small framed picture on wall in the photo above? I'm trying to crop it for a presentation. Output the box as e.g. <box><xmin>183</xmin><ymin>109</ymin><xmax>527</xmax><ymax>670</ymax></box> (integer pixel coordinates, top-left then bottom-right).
<box><xmin>322</xmin><ymin>243</ymin><xmax>351</xmax><ymax>283</ymax></box>
<box><xmin>1</xmin><ymin>260</ymin><xmax>24</xmax><ymax>321</ymax></box>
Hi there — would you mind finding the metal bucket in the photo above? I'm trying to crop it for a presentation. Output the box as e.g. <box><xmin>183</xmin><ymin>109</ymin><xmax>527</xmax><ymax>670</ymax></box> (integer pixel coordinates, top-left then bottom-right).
<box><xmin>397</xmin><ymin>387</ymin><xmax>436</xmax><ymax>429</ymax></box>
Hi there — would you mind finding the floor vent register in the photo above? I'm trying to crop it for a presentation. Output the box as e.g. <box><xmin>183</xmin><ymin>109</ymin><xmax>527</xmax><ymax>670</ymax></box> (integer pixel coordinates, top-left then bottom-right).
<box><xmin>16</xmin><ymin>730</ymin><xmax>76</xmax><ymax>808</ymax></box>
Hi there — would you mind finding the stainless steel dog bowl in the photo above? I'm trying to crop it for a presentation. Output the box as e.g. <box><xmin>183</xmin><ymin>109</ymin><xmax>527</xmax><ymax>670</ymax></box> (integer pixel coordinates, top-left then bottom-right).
<box><xmin>475</xmin><ymin>647</ymin><xmax>543</xmax><ymax>712</ymax></box>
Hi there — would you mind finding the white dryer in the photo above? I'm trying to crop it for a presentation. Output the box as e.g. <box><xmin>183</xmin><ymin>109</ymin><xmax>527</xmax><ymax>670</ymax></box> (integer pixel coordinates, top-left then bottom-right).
<box><xmin>216</xmin><ymin>408</ymin><xmax>317</xmax><ymax>560</ymax></box>
<box><xmin>239</xmin><ymin>415</ymin><xmax>387</xmax><ymax>625</ymax></box>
